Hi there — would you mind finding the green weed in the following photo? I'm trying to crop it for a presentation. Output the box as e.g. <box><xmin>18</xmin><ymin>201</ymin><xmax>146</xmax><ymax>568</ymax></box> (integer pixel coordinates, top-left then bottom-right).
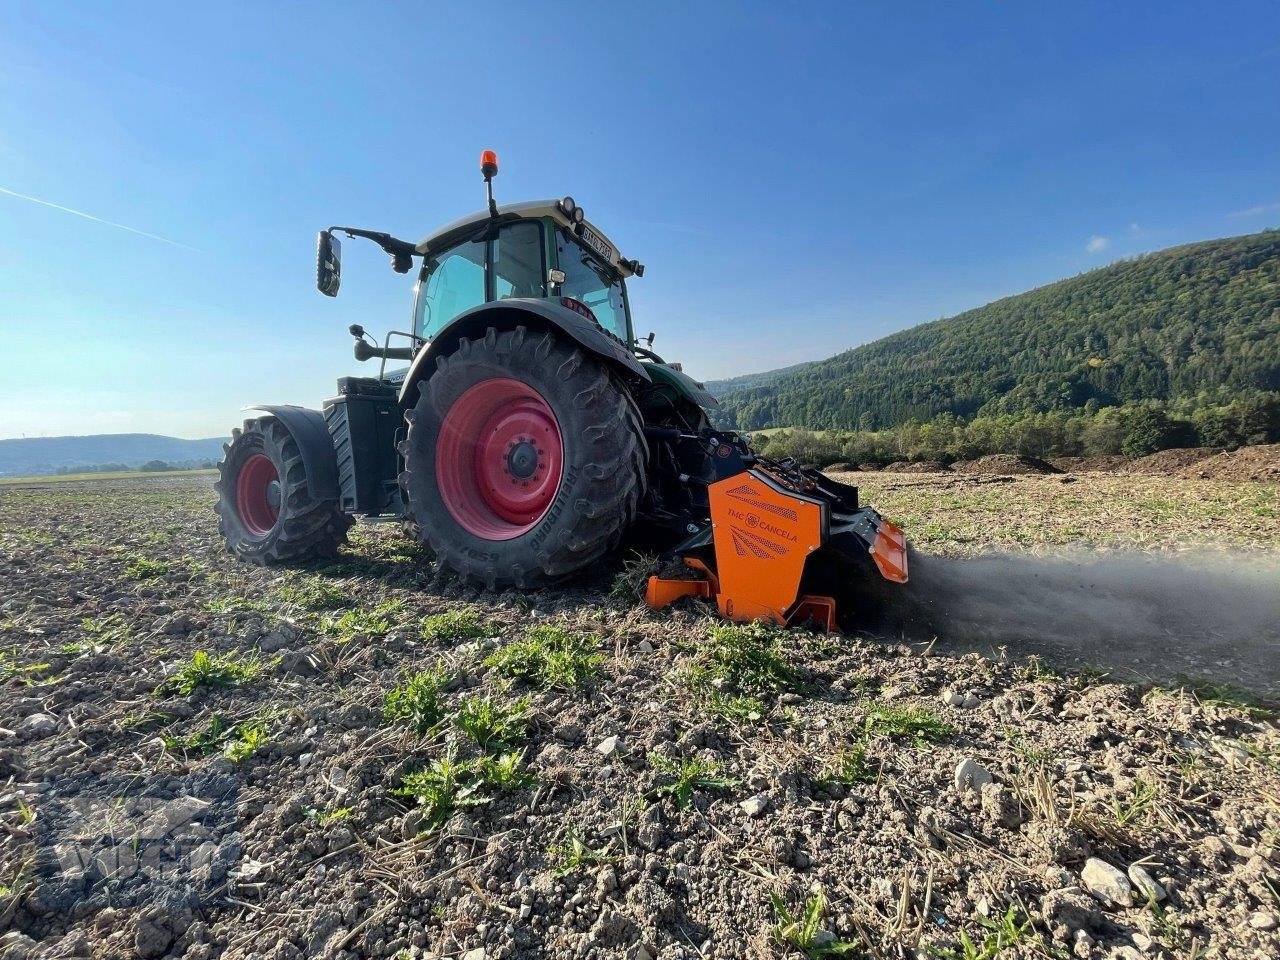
<box><xmin>122</xmin><ymin>555</ymin><xmax>169</xmax><ymax>580</ymax></box>
<box><xmin>320</xmin><ymin>599</ymin><xmax>404</xmax><ymax>643</ymax></box>
<box><xmin>160</xmin><ymin>714</ymin><xmax>230</xmax><ymax>755</ymax></box>
<box><xmin>203</xmin><ymin>595</ymin><xmax>275</xmax><ymax>616</ymax></box>
<box><xmin>548</xmin><ymin>829</ymin><xmax>614</xmax><ymax>875</ymax></box>
<box><xmin>305</xmin><ymin>806</ymin><xmax>354</xmax><ymax>825</ymax></box>
<box><xmin>1173</xmin><ymin>675</ymin><xmax>1276</xmax><ymax>719</ymax></box>
<box><xmin>383</xmin><ymin>665</ymin><xmax>450</xmax><ymax>737</ymax></box>
<box><xmin>162</xmin><ymin>649</ymin><xmax>260</xmax><ymax>695</ymax></box>
<box><xmin>934</xmin><ymin>907</ymin><xmax>1035</xmax><ymax>960</ymax></box>
<box><xmin>421</xmin><ymin>609</ymin><xmax>488</xmax><ymax>643</ymax></box>
<box><xmin>0</xmin><ymin>648</ymin><xmax>51</xmax><ymax>685</ymax></box>
<box><xmin>863</xmin><ymin>704</ymin><xmax>953</xmax><ymax>746</ymax></box>
<box><xmin>394</xmin><ymin>749</ymin><xmax>529</xmax><ymax>830</ymax></box>
<box><xmin>278</xmin><ymin>577</ymin><xmax>350</xmax><ymax>611</ymax></box>
<box><xmin>1110</xmin><ymin>780</ymin><xmax>1160</xmax><ymax>827</ymax></box>
<box><xmin>770</xmin><ymin>889</ymin><xmax>860</xmax><ymax>957</ymax></box>
<box><xmin>223</xmin><ymin>721</ymin><xmax>270</xmax><ymax>762</ymax></box>
<box><xmin>454</xmin><ymin>694</ymin><xmax>529</xmax><ymax>752</ymax></box>
<box><xmin>484</xmin><ymin>625</ymin><xmax>603</xmax><ymax>690</ymax></box>
<box><xmin>609</xmin><ymin>551</ymin><xmax>657</xmax><ymax>604</ymax></box>
<box><xmin>651</xmin><ymin>755</ymin><xmax>739</xmax><ymax>808</ymax></box>
<box><xmin>80</xmin><ymin>614</ymin><xmax>135</xmax><ymax>646</ymax></box>
<box><xmin>690</xmin><ymin>621</ymin><xmax>804</xmax><ymax>694</ymax></box>
<box><xmin>821</xmin><ymin>745</ymin><xmax>876</xmax><ymax>786</ymax></box>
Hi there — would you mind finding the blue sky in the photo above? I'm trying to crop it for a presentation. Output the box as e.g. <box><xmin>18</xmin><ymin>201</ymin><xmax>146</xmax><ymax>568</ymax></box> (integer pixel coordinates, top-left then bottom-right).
<box><xmin>1</xmin><ymin>1</ymin><xmax>1278</xmax><ymax>439</ymax></box>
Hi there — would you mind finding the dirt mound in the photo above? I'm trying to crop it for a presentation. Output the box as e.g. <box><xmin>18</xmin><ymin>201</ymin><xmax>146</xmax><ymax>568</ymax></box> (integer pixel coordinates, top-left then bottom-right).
<box><xmin>856</xmin><ymin>462</ymin><xmax>882</xmax><ymax>472</ymax></box>
<box><xmin>883</xmin><ymin>459</ymin><xmax>951</xmax><ymax>473</ymax></box>
<box><xmin>822</xmin><ymin>462</ymin><xmax>855</xmax><ymax>473</ymax></box>
<box><xmin>1125</xmin><ymin>447</ymin><xmax>1223</xmax><ymax>474</ymax></box>
<box><xmin>1179</xmin><ymin>443</ymin><xmax>1280</xmax><ymax>483</ymax></box>
<box><xmin>1048</xmin><ymin>455</ymin><xmax>1129</xmax><ymax>473</ymax></box>
<box><xmin>950</xmin><ymin>454</ymin><xmax>1059</xmax><ymax>475</ymax></box>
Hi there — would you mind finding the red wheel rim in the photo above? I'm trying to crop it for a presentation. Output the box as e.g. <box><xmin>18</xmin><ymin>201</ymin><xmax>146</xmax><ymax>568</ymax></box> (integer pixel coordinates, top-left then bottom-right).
<box><xmin>435</xmin><ymin>378</ymin><xmax>564</xmax><ymax>541</ymax></box>
<box><xmin>235</xmin><ymin>453</ymin><xmax>280</xmax><ymax>537</ymax></box>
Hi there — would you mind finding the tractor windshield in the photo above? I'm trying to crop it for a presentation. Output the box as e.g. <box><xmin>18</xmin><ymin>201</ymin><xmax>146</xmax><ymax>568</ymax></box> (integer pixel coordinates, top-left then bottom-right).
<box><xmin>555</xmin><ymin>228</ymin><xmax>629</xmax><ymax>341</ymax></box>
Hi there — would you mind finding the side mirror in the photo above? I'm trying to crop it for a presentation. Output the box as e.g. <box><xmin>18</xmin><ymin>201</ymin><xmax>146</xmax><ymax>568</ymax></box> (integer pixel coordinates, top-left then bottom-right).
<box><xmin>316</xmin><ymin>230</ymin><xmax>341</xmax><ymax>297</ymax></box>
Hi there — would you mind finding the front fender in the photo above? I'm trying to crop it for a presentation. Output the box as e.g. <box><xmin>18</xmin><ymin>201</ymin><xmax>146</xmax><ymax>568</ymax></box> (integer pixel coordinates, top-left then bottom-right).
<box><xmin>246</xmin><ymin>404</ymin><xmax>339</xmax><ymax>500</ymax></box>
<box><xmin>397</xmin><ymin>299</ymin><xmax>650</xmax><ymax>406</ymax></box>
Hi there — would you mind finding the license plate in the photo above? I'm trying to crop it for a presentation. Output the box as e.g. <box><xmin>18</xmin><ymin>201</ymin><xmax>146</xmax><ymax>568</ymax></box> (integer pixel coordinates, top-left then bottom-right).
<box><xmin>579</xmin><ymin>225</ymin><xmax>612</xmax><ymax>263</ymax></box>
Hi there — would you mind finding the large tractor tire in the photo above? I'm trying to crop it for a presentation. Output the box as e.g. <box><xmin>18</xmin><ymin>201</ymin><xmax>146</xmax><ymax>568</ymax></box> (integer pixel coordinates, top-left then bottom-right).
<box><xmin>215</xmin><ymin>416</ymin><xmax>352</xmax><ymax>564</ymax></box>
<box><xmin>403</xmin><ymin>326</ymin><xmax>647</xmax><ymax>588</ymax></box>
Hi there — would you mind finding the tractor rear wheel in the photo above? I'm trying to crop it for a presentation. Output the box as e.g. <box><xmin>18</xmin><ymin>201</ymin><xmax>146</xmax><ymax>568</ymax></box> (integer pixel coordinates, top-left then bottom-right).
<box><xmin>403</xmin><ymin>326</ymin><xmax>647</xmax><ymax>587</ymax></box>
<box><xmin>215</xmin><ymin>416</ymin><xmax>352</xmax><ymax>564</ymax></box>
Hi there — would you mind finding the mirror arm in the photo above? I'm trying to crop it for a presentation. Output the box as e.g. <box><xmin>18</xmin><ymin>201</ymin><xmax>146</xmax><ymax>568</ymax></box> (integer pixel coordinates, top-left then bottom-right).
<box><xmin>330</xmin><ymin>226</ymin><xmax>418</xmax><ymax>259</ymax></box>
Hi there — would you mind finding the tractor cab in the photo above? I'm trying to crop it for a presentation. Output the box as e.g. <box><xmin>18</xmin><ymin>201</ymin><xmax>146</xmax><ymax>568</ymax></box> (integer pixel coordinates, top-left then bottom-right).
<box><xmin>411</xmin><ymin>198</ymin><xmax>638</xmax><ymax>346</ymax></box>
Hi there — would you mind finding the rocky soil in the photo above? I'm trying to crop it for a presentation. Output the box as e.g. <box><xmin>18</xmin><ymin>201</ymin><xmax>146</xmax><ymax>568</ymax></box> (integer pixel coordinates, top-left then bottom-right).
<box><xmin>1</xmin><ymin>476</ymin><xmax>1278</xmax><ymax>960</ymax></box>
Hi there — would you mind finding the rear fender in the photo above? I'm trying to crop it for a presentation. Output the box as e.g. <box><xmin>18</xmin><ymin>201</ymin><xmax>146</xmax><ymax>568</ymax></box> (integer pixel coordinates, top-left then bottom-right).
<box><xmin>246</xmin><ymin>404</ymin><xmax>339</xmax><ymax>500</ymax></box>
<box><xmin>396</xmin><ymin>299</ymin><xmax>650</xmax><ymax>407</ymax></box>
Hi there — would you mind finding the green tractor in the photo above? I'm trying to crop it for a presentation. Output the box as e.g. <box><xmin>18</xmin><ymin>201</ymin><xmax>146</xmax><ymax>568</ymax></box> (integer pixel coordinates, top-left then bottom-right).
<box><xmin>215</xmin><ymin>151</ymin><xmax>907</xmax><ymax>626</ymax></box>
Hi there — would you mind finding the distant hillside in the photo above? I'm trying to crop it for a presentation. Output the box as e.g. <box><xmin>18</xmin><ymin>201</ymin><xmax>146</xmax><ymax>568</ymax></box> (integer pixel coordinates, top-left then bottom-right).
<box><xmin>0</xmin><ymin>434</ymin><xmax>224</xmax><ymax>477</ymax></box>
<box><xmin>714</xmin><ymin>230</ymin><xmax>1280</xmax><ymax>430</ymax></box>
<box><xmin>703</xmin><ymin>359</ymin><xmax>819</xmax><ymax>396</ymax></box>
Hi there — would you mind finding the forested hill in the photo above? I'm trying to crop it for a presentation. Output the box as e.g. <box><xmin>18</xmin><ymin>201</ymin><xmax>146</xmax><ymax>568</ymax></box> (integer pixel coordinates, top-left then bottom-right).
<box><xmin>713</xmin><ymin>230</ymin><xmax>1280</xmax><ymax>431</ymax></box>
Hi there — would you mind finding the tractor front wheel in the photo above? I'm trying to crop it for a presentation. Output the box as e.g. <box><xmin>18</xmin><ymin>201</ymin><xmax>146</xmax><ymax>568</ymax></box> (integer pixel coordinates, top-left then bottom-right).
<box><xmin>215</xmin><ymin>416</ymin><xmax>352</xmax><ymax>564</ymax></box>
<box><xmin>403</xmin><ymin>326</ymin><xmax>647</xmax><ymax>587</ymax></box>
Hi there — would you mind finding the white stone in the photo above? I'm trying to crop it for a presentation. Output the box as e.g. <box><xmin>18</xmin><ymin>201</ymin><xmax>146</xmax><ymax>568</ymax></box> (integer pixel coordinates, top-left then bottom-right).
<box><xmin>940</xmin><ymin>690</ymin><xmax>965</xmax><ymax>707</ymax></box>
<box><xmin>1081</xmin><ymin>857</ymin><xmax>1132</xmax><ymax>908</ymax></box>
<box><xmin>953</xmin><ymin>758</ymin><xmax>993</xmax><ymax>793</ymax></box>
<box><xmin>1248</xmin><ymin>912</ymin><xmax>1277</xmax><ymax>931</ymax></box>
<box><xmin>1127</xmin><ymin>864</ymin><xmax>1166</xmax><ymax>903</ymax></box>
<box><xmin>595</xmin><ymin>735</ymin><xmax>621</xmax><ymax>757</ymax></box>
<box><xmin>461</xmin><ymin>949</ymin><xmax>486</xmax><ymax>960</ymax></box>
<box><xmin>739</xmin><ymin>793</ymin><xmax>770</xmax><ymax>817</ymax></box>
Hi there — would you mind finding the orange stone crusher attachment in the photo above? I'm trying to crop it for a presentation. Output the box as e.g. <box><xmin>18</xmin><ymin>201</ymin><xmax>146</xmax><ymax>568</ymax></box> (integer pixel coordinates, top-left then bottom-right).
<box><xmin>644</xmin><ymin>459</ymin><xmax>908</xmax><ymax>630</ymax></box>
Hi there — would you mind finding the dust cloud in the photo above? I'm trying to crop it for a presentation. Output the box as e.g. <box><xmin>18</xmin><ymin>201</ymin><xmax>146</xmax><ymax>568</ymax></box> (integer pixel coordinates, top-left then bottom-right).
<box><xmin>886</xmin><ymin>551</ymin><xmax>1280</xmax><ymax>697</ymax></box>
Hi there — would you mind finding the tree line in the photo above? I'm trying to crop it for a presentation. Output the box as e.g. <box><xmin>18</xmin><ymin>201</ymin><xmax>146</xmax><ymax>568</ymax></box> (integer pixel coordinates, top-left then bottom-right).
<box><xmin>754</xmin><ymin>392</ymin><xmax>1280</xmax><ymax>467</ymax></box>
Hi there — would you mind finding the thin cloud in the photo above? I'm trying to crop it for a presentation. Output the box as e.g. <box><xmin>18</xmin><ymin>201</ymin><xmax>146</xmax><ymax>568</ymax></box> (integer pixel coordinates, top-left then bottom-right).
<box><xmin>0</xmin><ymin>185</ymin><xmax>201</xmax><ymax>251</ymax></box>
<box><xmin>1086</xmin><ymin>235</ymin><xmax>1111</xmax><ymax>253</ymax></box>
<box><xmin>1226</xmin><ymin>200</ymin><xmax>1280</xmax><ymax>219</ymax></box>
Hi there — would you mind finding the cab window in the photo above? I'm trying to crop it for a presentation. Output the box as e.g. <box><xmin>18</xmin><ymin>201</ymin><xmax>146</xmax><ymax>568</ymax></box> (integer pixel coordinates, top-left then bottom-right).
<box><xmin>556</xmin><ymin>228</ymin><xmax>629</xmax><ymax>340</ymax></box>
<box><xmin>493</xmin><ymin>221</ymin><xmax>545</xmax><ymax>299</ymax></box>
<box><xmin>416</xmin><ymin>237</ymin><xmax>486</xmax><ymax>340</ymax></box>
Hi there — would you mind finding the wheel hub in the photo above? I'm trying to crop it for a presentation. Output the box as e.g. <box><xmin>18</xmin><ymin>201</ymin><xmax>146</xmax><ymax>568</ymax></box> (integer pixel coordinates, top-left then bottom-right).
<box><xmin>506</xmin><ymin>440</ymin><xmax>539</xmax><ymax>480</ymax></box>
